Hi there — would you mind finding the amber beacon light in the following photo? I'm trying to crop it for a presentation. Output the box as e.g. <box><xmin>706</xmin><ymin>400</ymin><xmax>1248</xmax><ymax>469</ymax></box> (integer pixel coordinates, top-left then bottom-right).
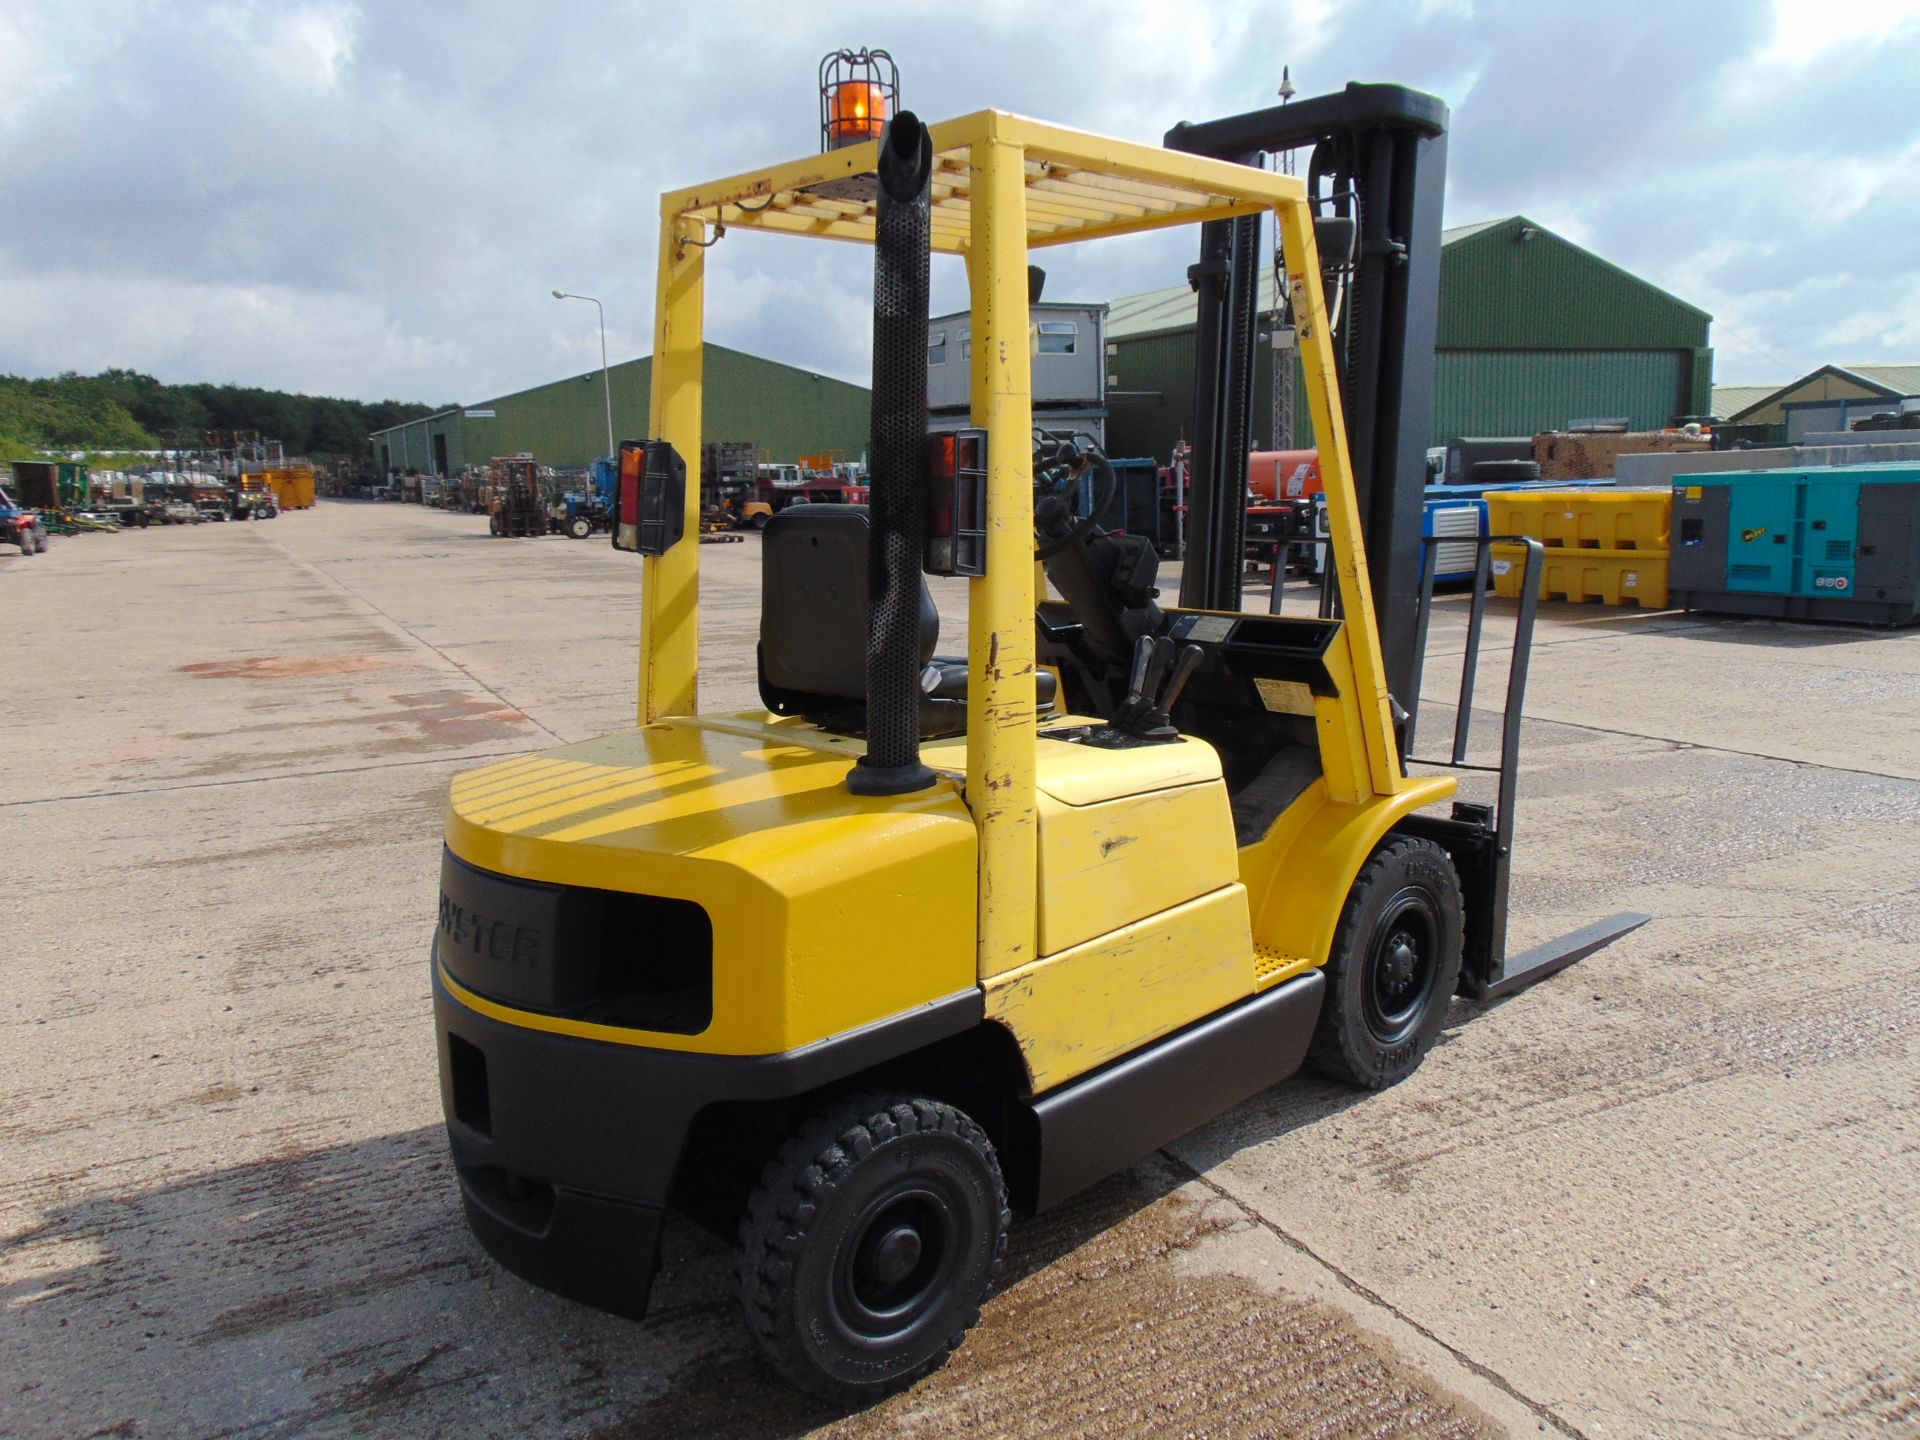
<box><xmin>819</xmin><ymin>48</ymin><xmax>898</xmax><ymax>150</ymax></box>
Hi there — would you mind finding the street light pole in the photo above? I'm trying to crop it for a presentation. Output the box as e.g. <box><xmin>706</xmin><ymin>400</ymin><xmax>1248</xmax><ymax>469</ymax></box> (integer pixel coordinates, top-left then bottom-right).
<box><xmin>552</xmin><ymin>289</ymin><xmax>615</xmax><ymax>461</ymax></box>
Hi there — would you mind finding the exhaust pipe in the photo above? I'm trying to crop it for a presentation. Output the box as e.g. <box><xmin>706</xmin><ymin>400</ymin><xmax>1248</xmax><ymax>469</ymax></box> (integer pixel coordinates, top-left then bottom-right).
<box><xmin>849</xmin><ymin>112</ymin><xmax>937</xmax><ymax>797</ymax></box>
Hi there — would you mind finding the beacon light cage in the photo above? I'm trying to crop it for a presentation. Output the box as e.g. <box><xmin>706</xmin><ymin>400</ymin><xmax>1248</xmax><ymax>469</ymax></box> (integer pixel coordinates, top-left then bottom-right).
<box><xmin>819</xmin><ymin>48</ymin><xmax>898</xmax><ymax>151</ymax></box>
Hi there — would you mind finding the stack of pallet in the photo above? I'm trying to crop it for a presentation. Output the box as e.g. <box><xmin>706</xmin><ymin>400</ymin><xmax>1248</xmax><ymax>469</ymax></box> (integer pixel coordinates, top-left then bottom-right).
<box><xmin>1488</xmin><ymin>490</ymin><xmax>1672</xmax><ymax>607</ymax></box>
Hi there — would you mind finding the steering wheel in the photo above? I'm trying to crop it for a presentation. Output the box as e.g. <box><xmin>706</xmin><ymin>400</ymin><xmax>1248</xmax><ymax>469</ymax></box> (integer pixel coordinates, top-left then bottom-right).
<box><xmin>1032</xmin><ymin>429</ymin><xmax>1119</xmax><ymax>561</ymax></box>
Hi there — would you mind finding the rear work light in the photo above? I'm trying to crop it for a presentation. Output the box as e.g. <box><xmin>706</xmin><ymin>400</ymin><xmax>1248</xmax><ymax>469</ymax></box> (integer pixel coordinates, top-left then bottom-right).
<box><xmin>924</xmin><ymin>428</ymin><xmax>987</xmax><ymax>577</ymax></box>
<box><xmin>613</xmin><ymin>440</ymin><xmax>686</xmax><ymax>556</ymax></box>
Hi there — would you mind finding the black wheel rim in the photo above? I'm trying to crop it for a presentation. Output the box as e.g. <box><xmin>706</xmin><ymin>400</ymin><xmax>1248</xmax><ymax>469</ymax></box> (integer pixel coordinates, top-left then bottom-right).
<box><xmin>1363</xmin><ymin>886</ymin><xmax>1440</xmax><ymax>1048</ymax></box>
<box><xmin>829</xmin><ymin>1181</ymin><xmax>966</xmax><ymax>1349</ymax></box>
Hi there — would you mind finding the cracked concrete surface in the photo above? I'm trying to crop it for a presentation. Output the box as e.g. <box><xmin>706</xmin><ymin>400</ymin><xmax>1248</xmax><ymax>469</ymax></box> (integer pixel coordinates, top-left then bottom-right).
<box><xmin>2</xmin><ymin>503</ymin><xmax>1915</xmax><ymax>1438</ymax></box>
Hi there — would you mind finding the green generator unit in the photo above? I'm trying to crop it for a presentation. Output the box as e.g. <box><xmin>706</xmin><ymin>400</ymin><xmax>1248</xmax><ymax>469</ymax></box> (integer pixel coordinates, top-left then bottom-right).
<box><xmin>1671</xmin><ymin>464</ymin><xmax>1920</xmax><ymax>626</ymax></box>
<box><xmin>8</xmin><ymin>459</ymin><xmax>91</xmax><ymax>510</ymax></box>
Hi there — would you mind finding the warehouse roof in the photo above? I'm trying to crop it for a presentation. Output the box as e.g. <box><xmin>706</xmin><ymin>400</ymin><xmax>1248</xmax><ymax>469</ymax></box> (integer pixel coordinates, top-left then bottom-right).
<box><xmin>1711</xmin><ymin>384</ymin><xmax>1782</xmax><ymax>419</ymax></box>
<box><xmin>1440</xmin><ymin>218</ymin><xmax>1507</xmax><ymax>244</ymax></box>
<box><xmin>1720</xmin><ymin>363</ymin><xmax>1920</xmax><ymax>422</ymax></box>
<box><xmin>1107</xmin><ymin>214</ymin><xmax>1709</xmax><ymax>348</ymax></box>
<box><xmin>368</xmin><ymin>342</ymin><xmax>865</xmax><ymax>444</ymax></box>
<box><xmin>1100</xmin><ymin>215</ymin><xmax>1533</xmax><ymax>335</ymax></box>
<box><xmin>1836</xmin><ymin>363</ymin><xmax>1920</xmax><ymax>396</ymax></box>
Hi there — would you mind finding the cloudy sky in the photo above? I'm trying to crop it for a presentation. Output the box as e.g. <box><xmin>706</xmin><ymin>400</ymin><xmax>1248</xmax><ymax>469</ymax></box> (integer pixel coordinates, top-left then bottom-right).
<box><xmin>2</xmin><ymin>0</ymin><xmax>1917</xmax><ymax>407</ymax></box>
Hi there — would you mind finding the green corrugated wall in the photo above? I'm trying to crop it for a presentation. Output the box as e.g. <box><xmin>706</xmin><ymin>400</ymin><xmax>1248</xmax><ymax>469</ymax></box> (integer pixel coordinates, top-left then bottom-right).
<box><xmin>1107</xmin><ymin>329</ymin><xmax>1200</xmax><ymax>461</ymax></box>
<box><xmin>1432</xmin><ymin>349</ymin><xmax>1688</xmax><ymax>438</ymax></box>
<box><xmin>1105</xmin><ymin>216</ymin><xmax>1714</xmax><ymax>460</ymax></box>
<box><xmin>1436</xmin><ymin>219</ymin><xmax>1708</xmax><ymax>350</ymax></box>
<box><xmin>372</xmin><ymin>343</ymin><xmax>871</xmax><ymax>473</ymax></box>
<box><xmin>1106</xmin><ymin>326</ymin><xmax>1314</xmax><ymax>460</ymax></box>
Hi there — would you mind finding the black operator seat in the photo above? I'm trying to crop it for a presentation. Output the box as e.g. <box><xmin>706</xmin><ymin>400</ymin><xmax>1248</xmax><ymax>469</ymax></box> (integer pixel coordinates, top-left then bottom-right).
<box><xmin>756</xmin><ymin>504</ymin><xmax>1056</xmax><ymax>740</ymax></box>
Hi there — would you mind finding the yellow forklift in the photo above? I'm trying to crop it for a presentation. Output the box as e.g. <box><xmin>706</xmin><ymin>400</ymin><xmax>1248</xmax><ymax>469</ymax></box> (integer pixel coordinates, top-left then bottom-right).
<box><xmin>432</xmin><ymin>89</ymin><xmax>1642</xmax><ymax>1403</ymax></box>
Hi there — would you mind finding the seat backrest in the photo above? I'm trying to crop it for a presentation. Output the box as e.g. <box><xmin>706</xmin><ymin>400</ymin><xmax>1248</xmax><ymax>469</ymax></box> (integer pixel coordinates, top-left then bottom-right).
<box><xmin>758</xmin><ymin>505</ymin><xmax>938</xmax><ymax>716</ymax></box>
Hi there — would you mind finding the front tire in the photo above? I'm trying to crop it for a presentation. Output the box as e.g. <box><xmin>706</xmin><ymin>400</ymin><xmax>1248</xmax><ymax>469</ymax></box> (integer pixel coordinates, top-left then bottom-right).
<box><xmin>735</xmin><ymin>1095</ymin><xmax>1008</xmax><ymax>1407</ymax></box>
<box><xmin>567</xmin><ymin>516</ymin><xmax>592</xmax><ymax>539</ymax></box>
<box><xmin>1308</xmin><ymin>836</ymin><xmax>1464</xmax><ymax>1089</ymax></box>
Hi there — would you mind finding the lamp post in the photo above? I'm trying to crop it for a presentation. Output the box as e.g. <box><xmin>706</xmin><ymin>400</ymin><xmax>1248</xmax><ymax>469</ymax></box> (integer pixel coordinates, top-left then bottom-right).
<box><xmin>552</xmin><ymin>290</ymin><xmax>615</xmax><ymax>461</ymax></box>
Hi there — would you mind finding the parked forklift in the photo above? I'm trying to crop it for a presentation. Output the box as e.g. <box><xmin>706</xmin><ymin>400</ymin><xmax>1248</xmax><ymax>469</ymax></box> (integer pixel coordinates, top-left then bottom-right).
<box><xmin>485</xmin><ymin>455</ymin><xmax>546</xmax><ymax>537</ymax></box>
<box><xmin>230</xmin><ymin>472</ymin><xmax>278</xmax><ymax>520</ymax></box>
<box><xmin>700</xmin><ymin>440</ymin><xmax>773</xmax><ymax>532</ymax></box>
<box><xmin>432</xmin><ymin>84</ymin><xmax>1642</xmax><ymax>1405</ymax></box>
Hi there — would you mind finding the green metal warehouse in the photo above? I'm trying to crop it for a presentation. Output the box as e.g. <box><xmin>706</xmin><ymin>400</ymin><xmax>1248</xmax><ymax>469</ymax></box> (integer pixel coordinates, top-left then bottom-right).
<box><xmin>1104</xmin><ymin>215</ymin><xmax>1713</xmax><ymax>461</ymax></box>
<box><xmin>369</xmin><ymin>342</ymin><xmax>870</xmax><ymax>474</ymax></box>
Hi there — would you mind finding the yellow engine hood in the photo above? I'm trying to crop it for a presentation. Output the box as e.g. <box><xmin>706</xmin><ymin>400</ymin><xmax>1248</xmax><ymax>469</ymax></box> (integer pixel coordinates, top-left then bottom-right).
<box><xmin>443</xmin><ymin>713</ymin><xmax>979</xmax><ymax>1055</ymax></box>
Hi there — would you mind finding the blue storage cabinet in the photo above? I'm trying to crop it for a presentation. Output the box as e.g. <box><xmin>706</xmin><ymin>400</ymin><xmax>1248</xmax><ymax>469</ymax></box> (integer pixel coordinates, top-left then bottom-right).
<box><xmin>1671</xmin><ymin>464</ymin><xmax>1920</xmax><ymax>625</ymax></box>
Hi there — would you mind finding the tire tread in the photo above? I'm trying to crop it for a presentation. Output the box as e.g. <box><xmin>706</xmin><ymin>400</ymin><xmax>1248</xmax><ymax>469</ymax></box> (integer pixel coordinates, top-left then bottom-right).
<box><xmin>1308</xmin><ymin>836</ymin><xmax>1464</xmax><ymax>1089</ymax></box>
<box><xmin>735</xmin><ymin>1094</ymin><xmax>1008</xmax><ymax>1407</ymax></box>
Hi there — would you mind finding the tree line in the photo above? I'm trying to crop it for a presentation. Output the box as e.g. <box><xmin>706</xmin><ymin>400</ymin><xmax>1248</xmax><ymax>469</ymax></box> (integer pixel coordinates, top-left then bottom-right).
<box><xmin>0</xmin><ymin>369</ymin><xmax>446</xmax><ymax>461</ymax></box>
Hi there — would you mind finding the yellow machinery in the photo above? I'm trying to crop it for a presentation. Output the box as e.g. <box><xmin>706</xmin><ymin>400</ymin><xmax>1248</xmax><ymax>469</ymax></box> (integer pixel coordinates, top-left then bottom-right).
<box><xmin>432</xmin><ymin>106</ymin><xmax>1639</xmax><ymax>1404</ymax></box>
<box><xmin>263</xmin><ymin>465</ymin><xmax>317</xmax><ymax>510</ymax></box>
<box><xmin>231</xmin><ymin>471</ymin><xmax>277</xmax><ymax>520</ymax></box>
<box><xmin>483</xmin><ymin>455</ymin><xmax>545</xmax><ymax>537</ymax></box>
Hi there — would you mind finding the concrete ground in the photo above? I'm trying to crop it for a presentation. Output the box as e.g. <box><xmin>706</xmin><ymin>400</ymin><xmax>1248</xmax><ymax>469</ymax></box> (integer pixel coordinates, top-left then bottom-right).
<box><xmin>2</xmin><ymin>502</ymin><xmax>1915</xmax><ymax>1439</ymax></box>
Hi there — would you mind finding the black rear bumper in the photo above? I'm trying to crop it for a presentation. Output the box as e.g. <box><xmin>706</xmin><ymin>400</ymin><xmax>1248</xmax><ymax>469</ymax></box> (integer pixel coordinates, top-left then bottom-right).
<box><xmin>431</xmin><ymin>950</ymin><xmax>982</xmax><ymax>1319</ymax></box>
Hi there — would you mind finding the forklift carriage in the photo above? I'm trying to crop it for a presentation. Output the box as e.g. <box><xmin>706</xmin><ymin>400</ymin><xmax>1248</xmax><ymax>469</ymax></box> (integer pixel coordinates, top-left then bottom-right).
<box><xmin>432</xmin><ymin>103</ymin><xmax>1641</xmax><ymax>1404</ymax></box>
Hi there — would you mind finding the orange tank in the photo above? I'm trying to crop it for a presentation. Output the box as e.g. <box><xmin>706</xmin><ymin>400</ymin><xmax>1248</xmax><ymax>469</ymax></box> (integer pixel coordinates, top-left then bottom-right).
<box><xmin>1247</xmin><ymin>449</ymin><xmax>1321</xmax><ymax>501</ymax></box>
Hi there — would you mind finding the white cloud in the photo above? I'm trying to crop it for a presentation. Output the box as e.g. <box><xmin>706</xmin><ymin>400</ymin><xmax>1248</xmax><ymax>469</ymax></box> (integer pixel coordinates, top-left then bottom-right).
<box><xmin>0</xmin><ymin>3</ymin><xmax>56</xmax><ymax>123</ymax></box>
<box><xmin>1762</xmin><ymin>0</ymin><xmax>1920</xmax><ymax>66</ymax></box>
<box><xmin>0</xmin><ymin>0</ymin><xmax>1914</xmax><ymax>405</ymax></box>
<box><xmin>263</xmin><ymin>3</ymin><xmax>360</xmax><ymax>93</ymax></box>
<box><xmin>0</xmin><ymin>261</ymin><xmax>466</xmax><ymax>400</ymax></box>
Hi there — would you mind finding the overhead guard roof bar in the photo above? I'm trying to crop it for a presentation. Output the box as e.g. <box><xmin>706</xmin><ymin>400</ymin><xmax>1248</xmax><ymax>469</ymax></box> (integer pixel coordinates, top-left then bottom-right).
<box><xmin>658</xmin><ymin>111</ymin><xmax>1308</xmax><ymax>253</ymax></box>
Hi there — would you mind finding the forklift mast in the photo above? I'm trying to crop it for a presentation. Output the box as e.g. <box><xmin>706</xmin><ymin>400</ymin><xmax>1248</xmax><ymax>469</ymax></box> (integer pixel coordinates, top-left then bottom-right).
<box><xmin>1167</xmin><ymin>82</ymin><xmax>1448</xmax><ymax>713</ymax></box>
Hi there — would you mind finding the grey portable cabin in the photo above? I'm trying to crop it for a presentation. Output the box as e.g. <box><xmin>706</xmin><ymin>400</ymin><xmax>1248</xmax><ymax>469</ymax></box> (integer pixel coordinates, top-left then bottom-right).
<box><xmin>928</xmin><ymin>302</ymin><xmax>1108</xmax><ymax>417</ymax></box>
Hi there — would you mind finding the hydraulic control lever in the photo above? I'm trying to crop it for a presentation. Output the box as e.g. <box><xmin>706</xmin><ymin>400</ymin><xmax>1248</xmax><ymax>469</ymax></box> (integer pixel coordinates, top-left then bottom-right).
<box><xmin>1089</xmin><ymin>636</ymin><xmax>1204</xmax><ymax>746</ymax></box>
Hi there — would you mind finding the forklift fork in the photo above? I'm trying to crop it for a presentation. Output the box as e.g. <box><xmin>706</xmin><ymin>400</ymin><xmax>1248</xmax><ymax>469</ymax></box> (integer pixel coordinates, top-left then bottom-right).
<box><xmin>1401</xmin><ymin>535</ymin><xmax>1648</xmax><ymax>999</ymax></box>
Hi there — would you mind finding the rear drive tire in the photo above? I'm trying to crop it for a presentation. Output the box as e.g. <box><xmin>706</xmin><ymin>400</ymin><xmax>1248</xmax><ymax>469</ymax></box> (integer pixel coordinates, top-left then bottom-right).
<box><xmin>18</xmin><ymin>532</ymin><xmax>34</xmax><ymax>556</ymax></box>
<box><xmin>35</xmin><ymin>532</ymin><xmax>49</xmax><ymax>552</ymax></box>
<box><xmin>1308</xmin><ymin>836</ymin><xmax>1464</xmax><ymax>1089</ymax></box>
<box><xmin>736</xmin><ymin>1095</ymin><xmax>1008</xmax><ymax>1407</ymax></box>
